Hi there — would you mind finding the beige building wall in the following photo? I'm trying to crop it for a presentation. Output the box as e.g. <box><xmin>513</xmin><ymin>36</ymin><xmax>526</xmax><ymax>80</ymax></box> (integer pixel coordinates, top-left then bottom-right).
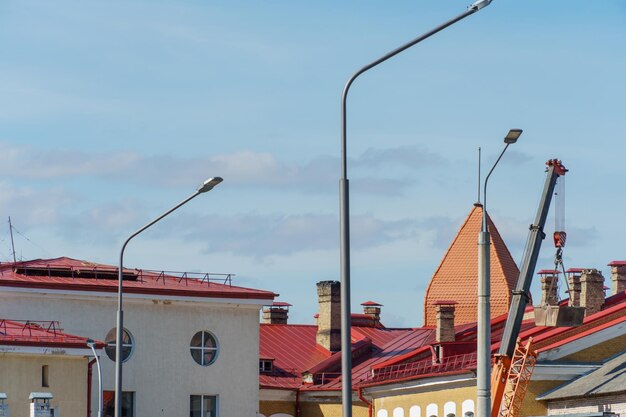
<box><xmin>371</xmin><ymin>383</ymin><xmax>476</xmax><ymax>417</ymax></box>
<box><xmin>258</xmin><ymin>397</ymin><xmax>368</xmax><ymax>417</ymax></box>
<box><xmin>0</xmin><ymin>290</ymin><xmax>264</xmax><ymax>417</ymax></box>
<box><xmin>0</xmin><ymin>353</ymin><xmax>87</xmax><ymax>417</ymax></box>
<box><xmin>518</xmin><ymin>380</ymin><xmax>562</xmax><ymax>417</ymax></box>
<box><xmin>300</xmin><ymin>401</ymin><xmax>369</xmax><ymax>417</ymax></box>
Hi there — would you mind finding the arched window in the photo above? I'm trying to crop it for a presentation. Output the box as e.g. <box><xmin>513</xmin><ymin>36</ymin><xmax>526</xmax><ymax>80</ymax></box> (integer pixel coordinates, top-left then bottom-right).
<box><xmin>393</xmin><ymin>408</ymin><xmax>405</xmax><ymax>417</ymax></box>
<box><xmin>104</xmin><ymin>327</ymin><xmax>134</xmax><ymax>362</ymax></box>
<box><xmin>462</xmin><ymin>399</ymin><xmax>475</xmax><ymax>417</ymax></box>
<box><xmin>377</xmin><ymin>410</ymin><xmax>389</xmax><ymax>417</ymax></box>
<box><xmin>426</xmin><ymin>403</ymin><xmax>438</xmax><ymax>417</ymax></box>
<box><xmin>190</xmin><ymin>331</ymin><xmax>219</xmax><ymax>366</ymax></box>
<box><xmin>444</xmin><ymin>401</ymin><xmax>456</xmax><ymax>417</ymax></box>
<box><xmin>409</xmin><ymin>405</ymin><xmax>421</xmax><ymax>417</ymax></box>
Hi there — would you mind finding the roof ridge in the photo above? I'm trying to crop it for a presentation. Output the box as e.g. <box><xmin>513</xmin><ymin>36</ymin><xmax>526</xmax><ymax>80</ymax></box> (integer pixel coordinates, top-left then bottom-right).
<box><xmin>485</xmin><ymin>212</ymin><xmax>520</xmax><ymax>299</ymax></box>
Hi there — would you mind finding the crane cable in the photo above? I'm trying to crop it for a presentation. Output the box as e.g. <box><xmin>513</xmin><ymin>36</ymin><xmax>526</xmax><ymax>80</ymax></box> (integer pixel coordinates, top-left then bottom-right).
<box><xmin>546</xmin><ymin>176</ymin><xmax>571</xmax><ymax>302</ymax></box>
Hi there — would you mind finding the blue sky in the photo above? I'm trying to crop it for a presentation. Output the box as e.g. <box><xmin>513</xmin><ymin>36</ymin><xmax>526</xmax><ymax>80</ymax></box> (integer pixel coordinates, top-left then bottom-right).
<box><xmin>1</xmin><ymin>0</ymin><xmax>625</xmax><ymax>326</ymax></box>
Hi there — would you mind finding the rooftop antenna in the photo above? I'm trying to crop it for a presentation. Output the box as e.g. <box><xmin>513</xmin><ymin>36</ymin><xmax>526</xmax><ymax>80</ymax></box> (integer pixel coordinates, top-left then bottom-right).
<box><xmin>8</xmin><ymin>217</ymin><xmax>16</xmax><ymax>263</ymax></box>
<box><xmin>477</xmin><ymin>147</ymin><xmax>482</xmax><ymax>204</ymax></box>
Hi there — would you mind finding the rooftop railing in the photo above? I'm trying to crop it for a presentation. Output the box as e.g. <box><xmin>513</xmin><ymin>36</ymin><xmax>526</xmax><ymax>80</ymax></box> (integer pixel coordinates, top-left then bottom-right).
<box><xmin>367</xmin><ymin>352</ymin><xmax>478</xmax><ymax>383</ymax></box>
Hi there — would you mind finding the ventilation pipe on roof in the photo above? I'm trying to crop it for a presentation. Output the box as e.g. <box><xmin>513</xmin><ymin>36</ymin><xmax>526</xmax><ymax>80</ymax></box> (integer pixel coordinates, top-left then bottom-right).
<box><xmin>262</xmin><ymin>302</ymin><xmax>291</xmax><ymax>325</ymax></box>
<box><xmin>609</xmin><ymin>261</ymin><xmax>626</xmax><ymax>295</ymax></box>
<box><xmin>434</xmin><ymin>301</ymin><xmax>457</xmax><ymax>343</ymax></box>
<box><xmin>580</xmin><ymin>269</ymin><xmax>605</xmax><ymax>316</ymax></box>
<box><xmin>539</xmin><ymin>270</ymin><xmax>560</xmax><ymax>307</ymax></box>
<box><xmin>566</xmin><ymin>269</ymin><xmax>583</xmax><ymax>307</ymax></box>
<box><xmin>361</xmin><ymin>301</ymin><xmax>382</xmax><ymax>325</ymax></box>
<box><xmin>316</xmin><ymin>281</ymin><xmax>341</xmax><ymax>352</ymax></box>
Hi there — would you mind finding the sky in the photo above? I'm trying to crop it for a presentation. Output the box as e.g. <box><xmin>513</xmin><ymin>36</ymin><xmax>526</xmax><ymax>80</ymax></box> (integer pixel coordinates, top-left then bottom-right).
<box><xmin>1</xmin><ymin>0</ymin><xmax>625</xmax><ymax>327</ymax></box>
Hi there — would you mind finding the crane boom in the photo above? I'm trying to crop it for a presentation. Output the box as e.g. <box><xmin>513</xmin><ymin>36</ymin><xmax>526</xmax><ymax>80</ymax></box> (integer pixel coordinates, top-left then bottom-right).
<box><xmin>498</xmin><ymin>159</ymin><xmax>567</xmax><ymax>358</ymax></box>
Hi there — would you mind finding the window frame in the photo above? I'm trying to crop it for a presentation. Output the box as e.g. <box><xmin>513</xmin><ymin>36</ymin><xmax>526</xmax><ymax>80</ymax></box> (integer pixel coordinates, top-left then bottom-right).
<box><xmin>104</xmin><ymin>327</ymin><xmax>135</xmax><ymax>363</ymax></box>
<box><xmin>190</xmin><ymin>394</ymin><xmax>218</xmax><ymax>417</ymax></box>
<box><xmin>189</xmin><ymin>331</ymin><xmax>219</xmax><ymax>367</ymax></box>
<box><xmin>103</xmin><ymin>390</ymin><xmax>135</xmax><ymax>417</ymax></box>
<box><xmin>259</xmin><ymin>359</ymin><xmax>274</xmax><ymax>373</ymax></box>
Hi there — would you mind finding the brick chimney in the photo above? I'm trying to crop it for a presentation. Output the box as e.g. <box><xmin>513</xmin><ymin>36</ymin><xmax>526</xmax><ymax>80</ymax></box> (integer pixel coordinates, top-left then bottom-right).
<box><xmin>361</xmin><ymin>301</ymin><xmax>382</xmax><ymax>324</ymax></box>
<box><xmin>316</xmin><ymin>281</ymin><xmax>341</xmax><ymax>352</ymax></box>
<box><xmin>538</xmin><ymin>270</ymin><xmax>560</xmax><ymax>306</ymax></box>
<box><xmin>434</xmin><ymin>300</ymin><xmax>457</xmax><ymax>343</ymax></box>
<box><xmin>580</xmin><ymin>269</ymin><xmax>605</xmax><ymax>316</ymax></box>
<box><xmin>262</xmin><ymin>302</ymin><xmax>291</xmax><ymax>324</ymax></box>
<box><xmin>566</xmin><ymin>268</ymin><xmax>583</xmax><ymax>307</ymax></box>
<box><xmin>608</xmin><ymin>261</ymin><xmax>626</xmax><ymax>295</ymax></box>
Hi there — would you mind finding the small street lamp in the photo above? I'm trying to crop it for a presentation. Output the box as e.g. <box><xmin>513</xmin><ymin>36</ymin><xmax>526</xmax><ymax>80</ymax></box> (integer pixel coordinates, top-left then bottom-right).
<box><xmin>114</xmin><ymin>177</ymin><xmax>223</xmax><ymax>417</ymax></box>
<box><xmin>86</xmin><ymin>338</ymin><xmax>103</xmax><ymax>417</ymax></box>
<box><xmin>477</xmin><ymin>130</ymin><xmax>521</xmax><ymax>417</ymax></box>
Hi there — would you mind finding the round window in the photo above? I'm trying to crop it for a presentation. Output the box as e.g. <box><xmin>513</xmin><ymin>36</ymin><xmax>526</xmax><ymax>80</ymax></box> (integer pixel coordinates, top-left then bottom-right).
<box><xmin>190</xmin><ymin>331</ymin><xmax>218</xmax><ymax>366</ymax></box>
<box><xmin>104</xmin><ymin>327</ymin><xmax>134</xmax><ymax>363</ymax></box>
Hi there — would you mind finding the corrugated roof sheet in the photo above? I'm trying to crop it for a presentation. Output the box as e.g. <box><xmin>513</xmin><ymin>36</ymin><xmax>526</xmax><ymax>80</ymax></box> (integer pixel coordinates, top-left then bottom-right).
<box><xmin>537</xmin><ymin>350</ymin><xmax>626</xmax><ymax>400</ymax></box>
<box><xmin>423</xmin><ymin>204</ymin><xmax>519</xmax><ymax>326</ymax></box>
<box><xmin>0</xmin><ymin>257</ymin><xmax>276</xmax><ymax>300</ymax></box>
<box><xmin>0</xmin><ymin>319</ymin><xmax>105</xmax><ymax>348</ymax></box>
<box><xmin>259</xmin><ymin>324</ymin><xmax>331</xmax><ymax>389</ymax></box>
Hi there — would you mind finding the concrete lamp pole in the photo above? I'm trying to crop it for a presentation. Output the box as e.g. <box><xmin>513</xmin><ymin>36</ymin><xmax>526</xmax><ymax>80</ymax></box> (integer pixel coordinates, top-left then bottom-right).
<box><xmin>477</xmin><ymin>129</ymin><xmax>522</xmax><ymax>417</ymax></box>
<box><xmin>114</xmin><ymin>177</ymin><xmax>223</xmax><ymax>417</ymax></box>
<box><xmin>339</xmin><ymin>1</ymin><xmax>493</xmax><ymax>415</ymax></box>
<box><xmin>87</xmin><ymin>339</ymin><xmax>103</xmax><ymax>417</ymax></box>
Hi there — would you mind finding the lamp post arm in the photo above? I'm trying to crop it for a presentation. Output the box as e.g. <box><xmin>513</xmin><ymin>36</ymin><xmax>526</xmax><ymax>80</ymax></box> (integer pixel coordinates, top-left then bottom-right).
<box><xmin>87</xmin><ymin>343</ymin><xmax>103</xmax><ymax>417</ymax></box>
<box><xmin>117</xmin><ymin>190</ymin><xmax>201</xmax><ymax>309</ymax></box>
<box><xmin>341</xmin><ymin>6</ymin><xmax>478</xmax><ymax>178</ymax></box>
<box><xmin>482</xmin><ymin>143</ymin><xmax>510</xmax><ymax>230</ymax></box>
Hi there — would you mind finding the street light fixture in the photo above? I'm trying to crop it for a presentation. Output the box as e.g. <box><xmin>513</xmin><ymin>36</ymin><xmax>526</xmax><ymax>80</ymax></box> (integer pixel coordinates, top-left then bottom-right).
<box><xmin>477</xmin><ymin>130</ymin><xmax>521</xmax><ymax>417</ymax></box>
<box><xmin>339</xmin><ymin>2</ymin><xmax>494</xmax><ymax>416</ymax></box>
<box><xmin>114</xmin><ymin>177</ymin><xmax>223</xmax><ymax>417</ymax></box>
<box><xmin>87</xmin><ymin>339</ymin><xmax>103</xmax><ymax>417</ymax></box>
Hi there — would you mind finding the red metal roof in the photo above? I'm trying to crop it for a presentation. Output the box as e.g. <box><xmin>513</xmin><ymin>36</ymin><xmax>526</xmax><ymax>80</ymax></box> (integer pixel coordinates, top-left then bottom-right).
<box><xmin>365</xmin><ymin>296</ymin><xmax>626</xmax><ymax>387</ymax></box>
<box><xmin>361</xmin><ymin>301</ymin><xmax>383</xmax><ymax>307</ymax></box>
<box><xmin>608</xmin><ymin>261</ymin><xmax>626</xmax><ymax>266</ymax></box>
<box><xmin>259</xmin><ymin>324</ymin><xmax>331</xmax><ymax>389</ymax></box>
<box><xmin>0</xmin><ymin>257</ymin><xmax>276</xmax><ymax>300</ymax></box>
<box><xmin>566</xmin><ymin>268</ymin><xmax>585</xmax><ymax>273</ymax></box>
<box><xmin>0</xmin><ymin>319</ymin><xmax>106</xmax><ymax>349</ymax></box>
<box><xmin>259</xmin><ymin>289</ymin><xmax>626</xmax><ymax>391</ymax></box>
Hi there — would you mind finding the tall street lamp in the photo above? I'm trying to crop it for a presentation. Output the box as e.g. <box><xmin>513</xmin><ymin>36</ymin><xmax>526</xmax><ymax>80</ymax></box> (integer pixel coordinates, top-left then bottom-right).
<box><xmin>339</xmin><ymin>1</ymin><xmax>493</xmax><ymax>415</ymax></box>
<box><xmin>87</xmin><ymin>339</ymin><xmax>103</xmax><ymax>417</ymax></box>
<box><xmin>477</xmin><ymin>129</ymin><xmax>521</xmax><ymax>417</ymax></box>
<box><xmin>114</xmin><ymin>177</ymin><xmax>223</xmax><ymax>417</ymax></box>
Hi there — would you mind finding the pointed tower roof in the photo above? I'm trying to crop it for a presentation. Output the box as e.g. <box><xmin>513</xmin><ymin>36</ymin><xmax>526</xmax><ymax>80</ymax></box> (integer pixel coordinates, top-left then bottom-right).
<box><xmin>423</xmin><ymin>204</ymin><xmax>519</xmax><ymax>326</ymax></box>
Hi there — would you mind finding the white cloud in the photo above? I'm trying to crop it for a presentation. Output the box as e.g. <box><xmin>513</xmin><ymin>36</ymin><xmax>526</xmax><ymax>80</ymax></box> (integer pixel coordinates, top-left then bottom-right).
<box><xmin>0</xmin><ymin>141</ymin><xmax>446</xmax><ymax>196</ymax></box>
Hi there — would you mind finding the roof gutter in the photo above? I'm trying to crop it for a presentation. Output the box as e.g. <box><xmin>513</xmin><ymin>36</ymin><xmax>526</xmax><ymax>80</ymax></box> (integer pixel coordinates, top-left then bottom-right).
<box><xmin>295</xmin><ymin>388</ymin><xmax>301</xmax><ymax>417</ymax></box>
<box><xmin>87</xmin><ymin>358</ymin><xmax>96</xmax><ymax>417</ymax></box>
<box><xmin>358</xmin><ymin>387</ymin><xmax>373</xmax><ymax>417</ymax></box>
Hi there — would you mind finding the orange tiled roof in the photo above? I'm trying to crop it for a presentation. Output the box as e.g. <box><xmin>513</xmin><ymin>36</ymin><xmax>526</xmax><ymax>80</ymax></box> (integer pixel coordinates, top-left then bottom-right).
<box><xmin>423</xmin><ymin>204</ymin><xmax>519</xmax><ymax>326</ymax></box>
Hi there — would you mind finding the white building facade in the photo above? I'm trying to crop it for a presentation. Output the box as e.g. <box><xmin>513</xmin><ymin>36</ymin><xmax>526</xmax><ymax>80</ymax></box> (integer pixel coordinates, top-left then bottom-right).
<box><xmin>0</xmin><ymin>257</ymin><xmax>275</xmax><ymax>417</ymax></box>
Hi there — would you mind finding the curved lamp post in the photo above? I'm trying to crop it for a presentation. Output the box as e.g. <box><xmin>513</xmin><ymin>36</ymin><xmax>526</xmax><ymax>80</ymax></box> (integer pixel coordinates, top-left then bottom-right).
<box><xmin>339</xmin><ymin>2</ymin><xmax>493</xmax><ymax>415</ymax></box>
<box><xmin>87</xmin><ymin>339</ymin><xmax>102</xmax><ymax>417</ymax></box>
<box><xmin>114</xmin><ymin>177</ymin><xmax>223</xmax><ymax>417</ymax></box>
<box><xmin>477</xmin><ymin>129</ymin><xmax>521</xmax><ymax>417</ymax></box>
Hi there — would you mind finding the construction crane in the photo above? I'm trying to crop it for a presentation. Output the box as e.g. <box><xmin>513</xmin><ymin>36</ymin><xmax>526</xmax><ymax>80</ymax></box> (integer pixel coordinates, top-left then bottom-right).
<box><xmin>490</xmin><ymin>159</ymin><xmax>582</xmax><ymax>417</ymax></box>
